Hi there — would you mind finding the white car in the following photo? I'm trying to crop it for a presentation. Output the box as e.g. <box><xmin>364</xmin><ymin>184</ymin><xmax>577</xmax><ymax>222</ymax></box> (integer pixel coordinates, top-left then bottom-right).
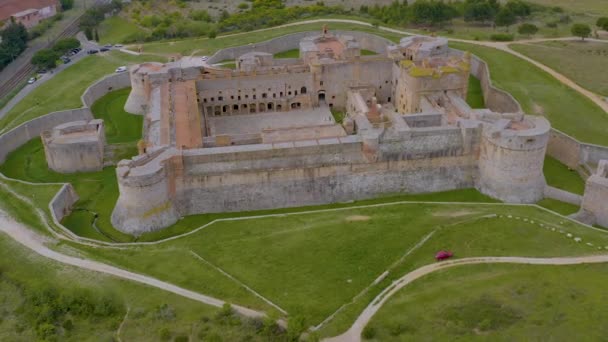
<box><xmin>115</xmin><ymin>66</ymin><xmax>128</xmax><ymax>73</ymax></box>
<box><xmin>27</xmin><ymin>77</ymin><xmax>36</xmax><ymax>84</ymax></box>
<box><xmin>201</xmin><ymin>56</ymin><xmax>209</xmax><ymax>61</ymax></box>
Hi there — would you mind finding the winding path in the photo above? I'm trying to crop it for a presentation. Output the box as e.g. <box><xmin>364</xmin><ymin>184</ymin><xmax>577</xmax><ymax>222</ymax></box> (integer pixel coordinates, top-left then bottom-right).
<box><xmin>0</xmin><ymin>211</ymin><xmax>267</xmax><ymax>320</ymax></box>
<box><xmin>326</xmin><ymin>254</ymin><xmax>608</xmax><ymax>342</ymax></box>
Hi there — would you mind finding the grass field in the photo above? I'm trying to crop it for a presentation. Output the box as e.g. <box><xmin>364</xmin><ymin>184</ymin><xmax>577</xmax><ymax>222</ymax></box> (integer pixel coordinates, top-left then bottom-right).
<box><xmin>0</xmin><ymin>234</ymin><xmax>283</xmax><ymax>341</ymax></box>
<box><xmin>97</xmin><ymin>16</ymin><xmax>146</xmax><ymax>45</ymax></box>
<box><xmin>536</xmin><ymin>198</ymin><xmax>580</xmax><ymax>216</ymax></box>
<box><xmin>543</xmin><ymin>156</ymin><xmax>586</xmax><ymax>195</ymax></box>
<box><xmin>0</xmin><ymin>88</ymin><xmax>144</xmax><ymax>243</ymax></box>
<box><xmin>466</xmin><ymin>75</ymin><xmax>485</xmax><ymax>109</ymax></box>
<box><xmin>61</xmin><ymin>201</ymin><xmax>608</xmax><ymax>337</ymax></box>
<box><xmin>366</xmin><ymin>263</ymin><xmax>608</xmax><ymax>340</ymax></box>
<box><xmin>512</xmin><ymin>41</ymin><xmax>608</xmax><ymax>97</ymax></box>
<box><xmin>274</xmin><ymin>49</ymin><xmax>300</xmax><ymax>59</ymax></box>
<box><xmin>0</xmin><ymin>52</ymin><xmax>165</xmax><ymax>133</ymax></box>
<box><xmin>450</xmin><ymin>41</ymin><xmax>608</xmax><ymax>146</ymax></box>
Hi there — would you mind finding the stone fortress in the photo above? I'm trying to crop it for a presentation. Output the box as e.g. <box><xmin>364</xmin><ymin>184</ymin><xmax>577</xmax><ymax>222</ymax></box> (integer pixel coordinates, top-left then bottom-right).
<box><xmin>107</xmin><ymin>27</ymin><xmax>553</xmax><ymax>235</ymax></box>
<box><xmin>41</xmin><ymin>119</ymin><xmax>106</xmax><ymax>173</ymax></box>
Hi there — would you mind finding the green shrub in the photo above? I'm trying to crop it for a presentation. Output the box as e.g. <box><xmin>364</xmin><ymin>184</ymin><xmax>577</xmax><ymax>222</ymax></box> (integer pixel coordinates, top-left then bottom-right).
<box><xmin>490</xmin><ymin>33</ymin><xmax>514</xmax><ymax>41</ymax></box>
<box><xmin>362</xmin><ymin>326</ymin><xmax>377</xmax><ymax>339</ymax></box>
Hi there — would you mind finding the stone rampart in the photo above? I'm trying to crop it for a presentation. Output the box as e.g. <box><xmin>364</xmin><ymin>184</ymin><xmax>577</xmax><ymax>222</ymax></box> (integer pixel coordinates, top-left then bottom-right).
<box><xmin>49</xmin><ymin>184</ymin><xmax>79</xmax><ymax>223</ymax></box>
<box><xmin>456</xmin><ymin>49</ymin><xmax>522</xmax><ymax>114</ymax></box>
<box><xmin>547</xmin><ymin>129</ymin><xmax>608</xmax><ymax>169</ymax></box>
<box><xmin>207</xmin><ymin>30</ymin><xmax>393</xmax><ymax>65</ymax></box>
<box><xmin>0</xmin><ymin>73</ymin><xmax>131</xmax><ymax>164</ymax></box>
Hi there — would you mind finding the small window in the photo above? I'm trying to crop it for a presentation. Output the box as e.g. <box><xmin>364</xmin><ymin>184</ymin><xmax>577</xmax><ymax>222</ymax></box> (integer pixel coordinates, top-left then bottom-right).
<box><xmin>320</xmin><ymin>81</ymin><xmax>324</xmax><ymax>86</ymax></box>
<box><xmin>211</xmin><ymin>97</ymin><xmax>214</xmax><ymax>101</ymax></box>
<box><xmin>218</xmin><ymin>96</ymin><xmax>223</xmax><ymax>101</ymax></box>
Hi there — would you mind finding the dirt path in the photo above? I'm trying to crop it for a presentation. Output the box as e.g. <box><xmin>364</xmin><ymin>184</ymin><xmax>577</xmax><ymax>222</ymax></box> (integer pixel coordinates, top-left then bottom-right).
<box><xmin>0</xmin><ymin>211</ymin><xmax>266</xmax><ymax>319</ymax></box>
<box><xmin>325</xmin><ymin>254</ymin><xmax>608</xmax><ymax>342</ymax></box>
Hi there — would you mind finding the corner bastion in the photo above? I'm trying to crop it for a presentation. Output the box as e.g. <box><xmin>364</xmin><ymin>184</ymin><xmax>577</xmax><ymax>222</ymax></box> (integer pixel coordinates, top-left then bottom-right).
<box><xmin>110</xmin><ymin>29</ymin><xmax>551</xmax><ymax>235</ymax></box>
<box><xmin>41</xmin><ymin>119</ymin><xmax>106</xmax><ymax>173</ymax></box>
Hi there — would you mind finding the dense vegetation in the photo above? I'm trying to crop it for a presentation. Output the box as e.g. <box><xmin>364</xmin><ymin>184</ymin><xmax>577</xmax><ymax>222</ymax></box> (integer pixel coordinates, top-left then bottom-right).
<box><xmin>0</xmin><ymin>22</ymin><xmax>28</xmax><ymax>71</ymax></box>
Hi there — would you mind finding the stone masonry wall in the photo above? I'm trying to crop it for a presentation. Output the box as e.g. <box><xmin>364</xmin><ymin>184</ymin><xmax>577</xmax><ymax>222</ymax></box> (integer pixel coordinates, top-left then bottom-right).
<box><xmin>207</xmin><ymin>30</ymin><xmax>394</xmax><ymax>65</ymax></box>
<box><xmin>49</xmin><ymin>184</ymin><xmax>79</xmax><ymax>223</ymax></box>
<box><xmin>0</xmin><ymin>73</ymin><xmax>131</xmax><ymax>164</ymax></box>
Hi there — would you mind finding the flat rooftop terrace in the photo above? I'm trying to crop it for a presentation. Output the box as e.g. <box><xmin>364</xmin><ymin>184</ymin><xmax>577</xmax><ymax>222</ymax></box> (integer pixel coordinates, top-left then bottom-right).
<box><xmin>208</xmin><ymin>107</ymin><xmax>337</xmax><ymax>136</ymax></box>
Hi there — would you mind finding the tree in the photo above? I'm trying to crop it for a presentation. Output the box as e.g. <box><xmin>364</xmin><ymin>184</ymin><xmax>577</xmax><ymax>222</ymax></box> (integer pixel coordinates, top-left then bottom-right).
<box><xmin>31</xmin><ymin>48</ymin><xmax>59</xmax><ymax>69</ymax></box>
<box><xmin>52</xmin><ymin>38</ymin><xmax>80</xmax><ymax>55</ymax></box>
<box><xmin>495</xmin><ymin>7</ymin><xmax>516</xmax><ymax>31</ymax></box>
<box><xmin>208</xmin><ymin>29</ymin><xmax>217</xmax><ymax>39</ymax></box>
<box><xmin>571</xmin><ymin>23</ymin><xmax>591</xmax><ymax>40</ymax></box>
<box><xmin>0</xmin><ymin>22</ymin><xmax>29</xmax><ymax>70</ymax></box>
<box><xmin>597</xmin><ymin>17</ymin><xmax>608</xmax><ymax>31</ymax></box>
<box><xmin>463</xmin><ymin>0</ymin><xmax>497</xmax><ymax>24</ymax></box>
<box><xmin>504</xmin><ymin>0</ymin><xmax>531</xmax><ymax>18</ymax></box>
<box><xmin>518</xmin><ymin>23</ymin><xmax>538</xmax><ymax>36</ymax></box>
<box><xmin>59</xmin><ymin>0</ymin><xmax>74</xmax><ymax>10</ymax></box>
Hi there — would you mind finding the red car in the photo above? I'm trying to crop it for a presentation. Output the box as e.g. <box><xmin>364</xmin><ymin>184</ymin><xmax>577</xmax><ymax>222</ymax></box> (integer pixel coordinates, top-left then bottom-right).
<box><xmin>435</xmin><ymin>250</ymin><xmax>453</xmax><ymax>261</ymax></box>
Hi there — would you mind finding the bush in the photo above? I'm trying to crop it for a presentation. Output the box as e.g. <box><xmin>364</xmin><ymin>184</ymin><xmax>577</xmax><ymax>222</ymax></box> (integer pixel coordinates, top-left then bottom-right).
<box><xmin>31</xmin><ymin>49</ymin><xmax>59</xmax><ymax>69</ymax></box>
<box><xmin>597</xmin><ymin>17</ymin><xmax>608</xmax><ymax>31</ymax></box>
<box><xmin>490</xmin><ymin>33</ymin><xmax>514</xmax><ymax>41</ymax></box>
<box><xmin>362</xmin><ymin>326</ymin><xmax>376</xmax><ymax>339</ymax></box>
<box><xmin>518</xmin><ymin>23</ymin><xmax>538</xmax><ymax>36</ymax></box>
<box><xmin>158</xmin><ymin>327</ymin><xmax>171</xmax><ymax>341</ymax></box>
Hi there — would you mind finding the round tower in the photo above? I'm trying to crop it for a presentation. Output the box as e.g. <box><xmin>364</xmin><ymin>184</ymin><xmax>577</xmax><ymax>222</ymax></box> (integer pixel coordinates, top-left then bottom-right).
<box><xmin>476</xmin><ymin>116</ymin><xmax>550</xmax><ymax>203</ymax></box>
<box><xmin>111</xmin><ymin>154</ymin><xmax>180</xmax><ymax>235</ymax></box>
<box><xmin>124</xmin><ymin>63</ymin><xmax>164</xmax><ymax>114</ymax></box>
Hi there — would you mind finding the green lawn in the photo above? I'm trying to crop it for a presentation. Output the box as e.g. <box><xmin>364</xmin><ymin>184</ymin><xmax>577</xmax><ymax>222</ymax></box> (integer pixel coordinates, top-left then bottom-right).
<box><xmin>90</xmin><ymin>88</ymin><xmax>142</xmax><ymax>144</ymax></box>
<box><xmin>536</xmin><ymin>198</ymin><xmax>580</xmax><ymax>216</ymax></box>
<box><xmin>451</xmin><ymin>41</ymin><xmax>608</xmax><ymax>146</ymax></box>
<box><xmin>0</xmin><ymin>52</ymin><xmax>165</xmax><ymax>133</ymax></box>
<box><xmin>0</xmin><ymin>234</ymin><xmax>282</xmax><ymax>341</ymax></box>
<box><xmin>68</xmin><ymin>202</ymin><xmax>608</xmax><ymax>337</ymax></box>
<box><xmin>543</xmin><ymin>155</ymin><xmax>585</xmax><ymax>195</ymax></box>
<box><xmin>97</xmin><ymin>16</ymin><xmax>146</xmax><ymax>45</ymax></box>
<box><xmin>512</xmin><ymin>41</ymin><xmax>608</xmax><ymax>97</ymax></box>
<box><xmin>466</xmin><ymin>75</ymin><xmax>485</xmax><ymax>109</ymax></box>
<box><xmin>366</xmin><ymin>263</ymin><xmax>608</xmax><ymax>341</ymax></box>
<box><xmin>274</xmin><ymin>49</ymin><xmax>300</xmax><ymax>59</ymax></box>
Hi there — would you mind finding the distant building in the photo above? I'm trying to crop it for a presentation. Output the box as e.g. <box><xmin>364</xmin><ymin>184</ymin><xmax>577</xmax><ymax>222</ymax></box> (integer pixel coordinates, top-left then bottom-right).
<box><xmin>0</xmin><ymin>0</ymin><xmax>60</xmax><ymax>29</ymax></box>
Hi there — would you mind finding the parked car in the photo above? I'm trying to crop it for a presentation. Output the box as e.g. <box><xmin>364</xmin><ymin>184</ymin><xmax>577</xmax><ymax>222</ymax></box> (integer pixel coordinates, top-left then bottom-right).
<box><xmin>87</xmin><ymin>49</ymin><xmax>99</xmax><ymax>55</ymax></box>
<box><xmin>114</xmin><ymin>44</ymin><xmax>123</xmax><ymax>48</ymax></box>
<box><xmin>115</xmin><ymin>66</ymin><xmax>128</xmax><ymax>73</ymax></box>
<box><xmin>100</xmin><ymin>47</ymin><xmax>110</xmax><ymax>52</ymax></box>
<box><xmin>201</xmin><ymin>56</ymin><xmax>209</xmax><ymax>61</ymax></box>
<box><xmin>62</xmin><ymin>58</ymin><xmax>71</xmax><ymax>64</ymax></box>
<box><xmin>104</xmin><ymin>44</ymin><xmax>113</xmax><ymax>48</ymax></box>
<box><xmin>435</xmin><ymin>250</ymin><xmax>453</xmax><ymax>261</ymax></box>
<box><xmin>27</xmin><ymin>77</ymin><xmax>36</xmax><ymax>84</ymax></box>
<box><xmin>37</xmin><ymin>69</ymin><xmax>47</xmax><ymax>74</ymax></box>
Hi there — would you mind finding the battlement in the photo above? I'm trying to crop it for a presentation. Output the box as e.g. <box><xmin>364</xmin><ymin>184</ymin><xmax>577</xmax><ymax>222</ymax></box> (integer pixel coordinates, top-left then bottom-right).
<box><xmin>112</xmin><ymin>30</ymin><xmax>551</xmax><ymax>234</ymax></box>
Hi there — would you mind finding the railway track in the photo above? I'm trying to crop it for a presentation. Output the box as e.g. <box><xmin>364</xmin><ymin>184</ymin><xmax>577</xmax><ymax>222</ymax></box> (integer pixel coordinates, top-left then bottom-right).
<box><xmin>0</xmin><ymin>2</ymin><xmax>100</xmax><ymax>101</ymax></box>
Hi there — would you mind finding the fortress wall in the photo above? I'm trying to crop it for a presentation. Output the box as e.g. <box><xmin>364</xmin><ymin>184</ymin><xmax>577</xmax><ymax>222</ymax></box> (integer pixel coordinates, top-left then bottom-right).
<box><xmin>379</xmin><ymin>126</ymin><xmax>471</xmax><ymax>160</ymax></box>
<box><xmin>477</xmin><ymin>127</ymin><xmax>549</xmax><ymax>203</ymax></box>
<box><xmin>320</xmin><ymin>59</ymin><xmax>393</xmax><ymax>107</ymax></box>
<box><xmin>43</xmin><ymin>138</ymin><xmax>104</xmax><ymax>173</ymax></box>
<box><xmin>50</xmin><ymin>184</ymin><xmax>79</xmax><ymax>223</ymax></box>
<box><xmin>547</xmin><ymin>129</ymin><xmax>581</xmax><ymax>168</ymax></box>
<box><xmin>207</xmin><ymin>30</ymin><xmax>393</xmax><ymax>65</ymax></box>
<box><xmin>547</xmin><ymin>129</ymin><xmax>608</xmax><ymax>169</ymax></box>
<box><xmin>81</xmin><ymin>72</ymin><xmax>131</xmax><ymax>108</ymax></box>
<box><xmin>0</xmin><ymin>72</ymin><xmax>132</xmax><ymax>165</ymax></box>
<box><xmin>175</xmin><ymin>155</ymin><xmax>477</xmax><ymax>215</ymax></box>
<box><xmin>0</xmin><ymin>108</ymin><xmax>92</xmax><ymax>164</ymax></box>
<box><xmin>455</xmin><ymin>49</ymin><xmax>522</xmax><ymax>114</ymax></box>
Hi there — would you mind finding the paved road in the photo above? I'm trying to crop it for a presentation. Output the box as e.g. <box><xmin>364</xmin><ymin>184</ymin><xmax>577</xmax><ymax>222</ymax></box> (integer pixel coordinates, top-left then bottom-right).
<box><xmin>0</xmin><ymin>33</ymin><xmax>102</xmax><ymax>120</ymax></box>
<box><xmin>326</xmin><ymin>254</ymin><xmax>608</xmax><ymax>342</ymax></box>
<box><xmin>0</xmin><ymin>211</ymin><xmax>266</xmax><ymax>319</ymax></box>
